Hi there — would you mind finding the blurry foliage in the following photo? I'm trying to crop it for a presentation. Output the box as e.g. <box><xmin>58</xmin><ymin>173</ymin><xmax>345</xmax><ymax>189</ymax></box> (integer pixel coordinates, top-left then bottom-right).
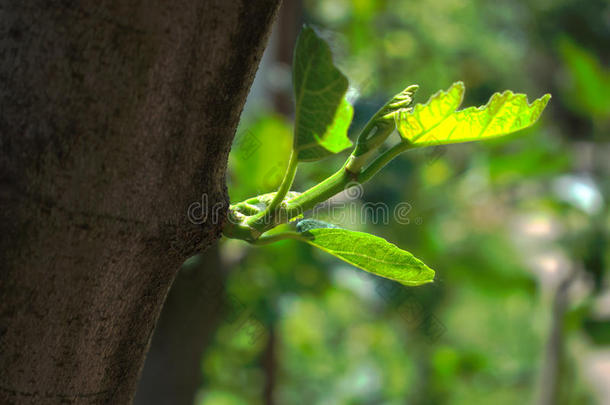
<box><xmin>197</xmin><ymin>0</ymin><xmax>609</xmax><ymax>404</ymax></box>
<box><xmin>558</xmin><ymin>37</ymin><xmax>610</xmax><ymax>120</ymax></box>
<box><xmin>228</xmin><ymin>115</ymin><xmax>292</xmax><ymax>202</ymax></box>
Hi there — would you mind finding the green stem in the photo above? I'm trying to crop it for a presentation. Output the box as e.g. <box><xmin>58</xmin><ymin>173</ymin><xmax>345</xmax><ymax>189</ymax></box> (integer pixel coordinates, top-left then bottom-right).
<box><xmin>284</xmin><ymin>166</ymin><xmax>354</xmax><ymax>217</ymax></box>
<box><xmin>249</xmin><ymin>231</ymin><xmax>305</xmax><ymax>245</ymax></box>
<box><xmin>235</xmin><ymin>136</ymin><xmax>413</xmax><ymax>238</ymax></box>
<box><xmin>281</xmin><ymin>142</ymin><xmax>412</xmax><ymax>222</ymax></box>
<box><xmin>357</xmin><ymin>142</ymin><xmax>411</xmax><ymax>183</ymax></box>
<box><xmin>247</xmin><ymin>150</ymin><xmax>298</xmax><ymax>226</ymax></box>
<box><xmin>344</xmin><ymin>120</ymin><xmax>394</xmax><ymax>173</ymax></box>
<box><xmin>266</xmin><ymin>150</ymin><xmax>299</xmax><ymax>213</ymax></box>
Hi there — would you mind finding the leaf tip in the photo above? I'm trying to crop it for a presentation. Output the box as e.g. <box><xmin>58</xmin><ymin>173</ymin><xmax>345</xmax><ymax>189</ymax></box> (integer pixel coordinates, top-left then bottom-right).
<box><xmin>404</xmin><ymin>84</ymin><xmax>419</xmax><ymax>94</ymax></box>
<box><xmin>452</xmin><ymin>81</ymin><xmax>466</xmax><ymax>92</ymax></box>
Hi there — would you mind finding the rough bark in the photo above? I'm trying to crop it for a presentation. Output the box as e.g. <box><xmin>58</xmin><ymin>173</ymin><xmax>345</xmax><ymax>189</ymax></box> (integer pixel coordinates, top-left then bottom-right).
<box><xmin>0</xmin><ymin>1</ymin><xmax>280</xmax><ymax>404</ymax></box>
<box><xmin>134</xmin><ymin>246</ymin><xmax>226</xmax><ymax>405</ymax></box>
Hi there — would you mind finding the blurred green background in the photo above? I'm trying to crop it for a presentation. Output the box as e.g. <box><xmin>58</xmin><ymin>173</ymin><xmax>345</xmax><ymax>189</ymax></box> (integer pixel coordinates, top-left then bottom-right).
<box><xmin>136</xmin><ymin>0</ymin><xmax>610</xmax><ymax>404</ymax></box>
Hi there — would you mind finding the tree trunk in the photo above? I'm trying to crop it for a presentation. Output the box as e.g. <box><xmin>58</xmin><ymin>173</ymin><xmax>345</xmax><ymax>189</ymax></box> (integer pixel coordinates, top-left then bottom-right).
<box><xmin>0</xmin><ymin>1</ymin><xmax>280</xmax><ymax>404</ymax></box>
<box><xmin>134</xmin><ymin>246</ymin><xmax>226</xmax><ymax>405</ymax></box>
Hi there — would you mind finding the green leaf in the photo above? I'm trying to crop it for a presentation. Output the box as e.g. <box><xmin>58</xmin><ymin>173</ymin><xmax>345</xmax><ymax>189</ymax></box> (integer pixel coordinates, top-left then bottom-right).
<box><xmin>395</xmin><ymin>81</ymin><xmax>551</xmax><ymax>147</ymax></box>
<box><xmin>293</xmin><ymin>26</ymin><xmax>353</xmax><ymax>161</ymax></box>
<box><xmin>558</xmin><ymin>37</ymin><xmax>610</xmax><ymax>118</ymax></box>
<box><xmin>296</xmin><ymin>219</ymin><xmax>435</xmax><ymax>286</ymax></box>
<box><xmin>583</xmin><ymin>318</ymin><xmax>610</xmax><ymax>346</ymax></box>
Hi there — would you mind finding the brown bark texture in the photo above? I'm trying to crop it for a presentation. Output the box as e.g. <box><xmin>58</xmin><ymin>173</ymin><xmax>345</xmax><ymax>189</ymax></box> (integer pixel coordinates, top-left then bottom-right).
<box><xmin>134</xmin><ymin>246</ymin><xmax>226</xmax><ymax>405</ymax></box>
<box><xmin>0</xmin><ymin>1</ymin><xmax>280</xmax><ymax>403</ymax></box>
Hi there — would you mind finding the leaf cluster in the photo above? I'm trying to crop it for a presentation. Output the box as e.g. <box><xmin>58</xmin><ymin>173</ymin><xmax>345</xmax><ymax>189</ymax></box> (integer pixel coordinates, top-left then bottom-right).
<box><xmin>223</xmin><ymin>26</ymin><xmax>550</xmax><ymax>286</ymax></box>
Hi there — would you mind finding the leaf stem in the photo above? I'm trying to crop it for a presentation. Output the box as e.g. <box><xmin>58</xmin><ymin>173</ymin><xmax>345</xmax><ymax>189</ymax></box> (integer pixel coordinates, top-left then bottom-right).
<box><xmin>267</xmin><ymin>150</ymin><xmax>299</xmax><ymax>211</ymax></box>
<box><xmin>357</xmin><ymin>142</ymin><xmax>411</xmax><ymax>183</ymax></box>
<box><xmin>246</xmin><ymin>141</ymin><xmax>413</xmax><ymax>236</ymax></box>
<box><xmin>284</xmin><ymin>166</ymin><xmax>353</xmax><ymax>217</ymax></box>
<box><xmin>282</xmin><ymin>142</ymin><xmax>412</xmax><ymax>220</ymax></box>
<box><xmin>249</xmin><ymin>231</ymin><xmax>305</xmax><ymax>245</ymax></box>
<box><xmin>247</xmin><ymin>150</ymin><xmax>298</xmax><ymax>226</ymax></box>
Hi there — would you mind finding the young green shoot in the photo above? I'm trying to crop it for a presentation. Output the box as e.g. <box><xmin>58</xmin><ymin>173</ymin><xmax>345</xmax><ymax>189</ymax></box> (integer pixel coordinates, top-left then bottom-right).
<box><xmin>223</xmin><ymin>25</ymin><xmax>551</xmax><ymax>286</ymax></box>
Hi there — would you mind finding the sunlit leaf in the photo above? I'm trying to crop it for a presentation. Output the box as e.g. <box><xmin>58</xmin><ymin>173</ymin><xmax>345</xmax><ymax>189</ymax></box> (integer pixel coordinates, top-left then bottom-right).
<box><xmin>293</xmin><ymin>26</ymin><xmax>353</xmax><ymax>161</ymax></box>
<box><xmin>296</xmin><ymin>219</ymin><xmax>435</xmax><ymax>286</ymax></box>
<box><xmin>396</xmin><ymin>81</ymin><xmax>551</xmax><ymax>147</ymax></box>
